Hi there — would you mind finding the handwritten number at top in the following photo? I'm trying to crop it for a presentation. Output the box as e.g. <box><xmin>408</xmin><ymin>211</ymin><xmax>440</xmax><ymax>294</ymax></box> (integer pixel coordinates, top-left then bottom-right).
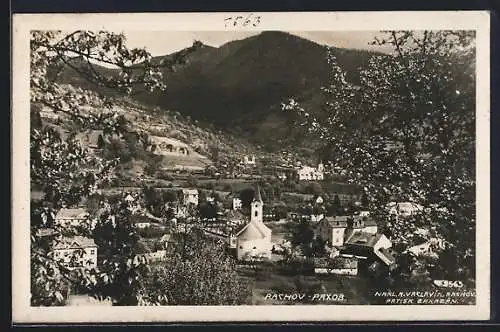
<box><xmin>224</xmin><ymin>14</ymin><xmax>261</xmax><ymax>28</ymax></box>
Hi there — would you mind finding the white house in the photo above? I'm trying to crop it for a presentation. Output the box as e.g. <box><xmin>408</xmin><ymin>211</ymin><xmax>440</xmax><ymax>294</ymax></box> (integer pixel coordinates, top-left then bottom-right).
<box><xmin>235</xmin><ymin>186</ymin><xmax>272</xmax><ymax>261</ymax></box>
<box><xmin>53</xmin><ymin>236</ymin><xmax>98</xmax><ymax>269</ymax></box>
<box><xmin>296</xmin><ymin>163</ymin><xmax>324</xmax><ymax>181</ymax></box>
<box><xmin>313</xmin><ymin>195</ymin><xmax>324</xmax><ymax>204</ymax></box>
<box><xmin>242</xmin><ymin>155</ymin><xmax>256</xmax><ymax>166</ymax></box>
<box><xmin>54</xmin><ymin>208</ymin><xmax>89</xmax><ymax>227</ymax></box>
<box><xmin>232</xmin><ymin>197</ymin><xmax>243</xmax><ymax>210</ymax></box>
<box><xmin>315</xmin><ymin>216</ymin><xmax>348</xmax><ymax>247</ymax></box>
<box><xmin>180</xmin><ymin>189</ymin><xmax>199</xmax><ymax>207</ymax></box>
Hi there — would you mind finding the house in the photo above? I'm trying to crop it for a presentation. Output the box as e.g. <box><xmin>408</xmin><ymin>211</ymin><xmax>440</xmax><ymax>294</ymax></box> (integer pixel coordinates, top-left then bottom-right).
<box><xmin>180</xmin><ymin>189</ymin><xmax>199</xmax><ymax>207</ymax></box>
<box><xmin>406</xmin><ymin>237</ymin><xmax>444</xmax><ymax>258</ymax></box>
<box><xmin>232</xmin><ymin>197</ymin><xmax>242</xmax><ymax>210</ymax></box>
<box><xmin>295</xmin><ymin>163</ymin><xmax>324</xmax><ymax>181</ymax></box>
<box><xmin>242</xmin><ymin>155</ymin><xmax>256</xmax><ymax>166</ymax></box>
<box><xmin>53</xmin><ymin>236</ymin><xmax>98</xmax><ymax>269</ymax></box>
<box><xmin>54</xmin><ymin>208</ymin><xmax>89</xmax><ymax>227</ymax></box>
<box><xmin>315</xmin><ymin>215</ymin><xmax>378</xmax><ymax>247</ymax></box>
<box><xmin>67</xmin><ymin>295</ymin><xmax>112</xmax><ymax>306</ymax></box>
<box><xmin>342</xmin><ymin>232</ymin><xmax>395</xmax><ymax>267</ymax></box>
<box><xmin>235</xmin><ymin>186</ymin><xmax>272</xmax><ymax>261</ymax></box>
<box><xmin>313</xmin><ymin>195</ymin><xmax>324</xmax><ymax>205</ymax></box>
<box><xmin>315</xmin><ymin>216</ymin><xmax>348</xmax><ymax>247</ymax></box>
<box><xmin>314</xmin><ymin>257</ymin><xmax>358</xmax><ymax>276</ymax></box>
<box><xmin>358</xmin><ymin>210</ymin><xmax>370</xmax><ymax>217</ymax></box>
<box><xmin>274</xmin><ymin>165</ymin><xmax>296</xmax><ymax>181</ymax></box>
<box><xmin>310</xmin><ymin>213</ymin><xmax>324</xmax><ymax>222</ymax></box>
<box><xmin>386</xmin><ymin>202</ymin><xmax>424</xmax><ymax>217</ymax></box>
<box><xmin>124</xmin><ymin>193</ymin><xmax>135</xmax><ymax>203</ymax></box>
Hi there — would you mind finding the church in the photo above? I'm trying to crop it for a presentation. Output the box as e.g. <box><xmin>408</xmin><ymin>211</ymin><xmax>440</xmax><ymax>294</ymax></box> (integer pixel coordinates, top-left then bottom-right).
<box><xmin>233</xmin><ymin>185</ymin><xmax>273</xmax><ymax>261</ymax></box>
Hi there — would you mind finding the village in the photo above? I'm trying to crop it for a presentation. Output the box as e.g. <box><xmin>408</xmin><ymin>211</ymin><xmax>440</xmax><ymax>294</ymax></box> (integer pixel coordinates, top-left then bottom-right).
<box><xmin>33</xmin><ymin>126</ymin><xmax>445</xmax><ymax>305</ymax></box>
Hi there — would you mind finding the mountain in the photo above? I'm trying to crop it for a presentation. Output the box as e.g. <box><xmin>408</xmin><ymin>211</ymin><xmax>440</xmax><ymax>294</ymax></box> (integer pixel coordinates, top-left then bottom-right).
<box><xmin>133</xmin><ymin>31</ymin><xmax>378</xmax><ymax>151</ymax></box>
<box><xmin>55</xmin><ymin>31</ymin><xmax>379</xmax><ymax>153</ymax></box>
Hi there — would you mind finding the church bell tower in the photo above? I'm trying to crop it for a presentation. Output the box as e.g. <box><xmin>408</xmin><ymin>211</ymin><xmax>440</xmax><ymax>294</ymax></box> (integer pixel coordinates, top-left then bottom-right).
<box><xmin>251</xmin><ymin>185</ymin><xmax>263</xmax><ymax>223</ymax></box>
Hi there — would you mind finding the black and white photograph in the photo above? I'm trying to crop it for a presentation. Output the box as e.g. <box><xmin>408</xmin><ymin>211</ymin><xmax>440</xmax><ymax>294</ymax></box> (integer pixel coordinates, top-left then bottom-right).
<box><xmin>12</xmin><ymin>11</ymin><xmax>490</xmax><ymax>322</ymax></box>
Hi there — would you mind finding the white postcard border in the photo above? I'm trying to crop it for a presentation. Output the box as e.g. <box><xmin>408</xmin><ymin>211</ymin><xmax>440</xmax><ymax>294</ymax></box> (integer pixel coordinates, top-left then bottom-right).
<box><xmin>12</xmin><ymin>11</ymin><xmax>491</xmax><ymax>322</ymax></box>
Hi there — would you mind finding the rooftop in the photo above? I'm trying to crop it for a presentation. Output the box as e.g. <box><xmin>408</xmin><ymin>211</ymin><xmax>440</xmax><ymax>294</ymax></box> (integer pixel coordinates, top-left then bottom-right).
<box><xmin>236</xmin><ymin>220</ymin><xmax>271</xmax><ymax>240</ymax></box>
<box><xmin>55</xmin><ymin>208</ymin><xmax>89</xmax><ymax>220</ymax></box>
<box><xmin>181</xmin><ymin>189</ymin><xmax>199</xmax><ymax>195</ymax></box>
<box><xmin>53</xmin><ymin>236</ymin><xmax>97</xmax><ymax>250</ymax></box>
<box><xmin>345</xmin><ymin>232</ymin><xmax>383</xmax><ymax>248</ymax></box>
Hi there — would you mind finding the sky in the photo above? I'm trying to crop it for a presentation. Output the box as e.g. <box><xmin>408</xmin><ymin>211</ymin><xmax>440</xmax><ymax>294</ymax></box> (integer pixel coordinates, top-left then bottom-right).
<box><xmin>121</xmin><ymin>31</ymin><xmax>392</xmax><ymax>56</ymax></box>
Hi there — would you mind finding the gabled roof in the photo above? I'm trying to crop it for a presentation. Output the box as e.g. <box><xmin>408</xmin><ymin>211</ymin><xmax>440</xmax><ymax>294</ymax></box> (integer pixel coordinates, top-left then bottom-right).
<box><xmin>345</xmin><ymin>232</ymin><xmax>383</xmax><ymax>248</ymax></box>
<box><xmin>36</xmin><ymin>228</ymin><xmax>57</xmax><ymax>237</ymax></box>
<box><xmin>55</xmin><ymin>208</ymin><xmax>89</xmax><ymax>220</ymax></box>
<box><xmin>53</xmin><ymin>236</ymin><xmax>97</xmax><ymax>250</ymax></box>
<box><xmin>386</xmin><ymin>201</ymin><xmax>424</xmax><ymax>212</ymax></box>
<box><xmin>181</xmin><ymin>189</ymin><xmax>198</xmax><ymax>195</ymax></box>
<box><xmin>253</xmin><ymin>185</ymin><xmax>263</xmax><ymax>202</ymax></box>
<box><xmin>375</xmin><ymin>247</ymin><xmax>396</xmax><ymax>266</ymax></box>
<box><xmin>320</xmin><ymin>216</ymin><xmax>348</xmax><ymax>228</ymax></box>
<box><xmin>236</xmin><ymin>220</ymin><xmax>271</xmax><ymax>240</ymax></box>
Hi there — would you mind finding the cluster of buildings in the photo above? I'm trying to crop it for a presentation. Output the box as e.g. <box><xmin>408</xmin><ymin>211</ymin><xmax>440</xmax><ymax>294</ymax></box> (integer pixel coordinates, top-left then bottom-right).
<box><xmin>313</xmin><ymin>215</ymin><xmax>396</xmax><ymax>273</ymax></box>
<box><xmin>272</xmin><ymin>163</ymin><xmax>325</xmax><ymax>181</ymax></box>
<box><xmin>41</xmin><ymin>207</ymin><xmax>99</xmax><ymax>270</ymax></box>
<box><xmin>228</xmin><ymin>186</ymin><xmax>273</xmax><ymax>261</ymax></box>
<box><xmin>36</xmin><ymin>177</ymin><xmax>436</xmax><ymax>283</ymax></box>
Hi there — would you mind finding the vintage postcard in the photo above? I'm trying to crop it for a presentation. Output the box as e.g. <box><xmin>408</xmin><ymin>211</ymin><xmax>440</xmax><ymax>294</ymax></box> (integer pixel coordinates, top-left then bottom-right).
<box><xmin>12</xmin><ymin>11</ymin><xmax>490</xmax><ymax>322</ymax></box>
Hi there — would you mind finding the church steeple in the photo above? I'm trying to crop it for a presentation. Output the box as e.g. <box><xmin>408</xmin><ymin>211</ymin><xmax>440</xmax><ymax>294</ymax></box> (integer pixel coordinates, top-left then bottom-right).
<box><xmin>251</xmin><ymin>184</ymin><xmax>263</xmax><ymax>223</ymax></box>
<box><xmin>253</xmin><ymin>185</ymin><xmax>263</xmax><ymax>203</ymax></box>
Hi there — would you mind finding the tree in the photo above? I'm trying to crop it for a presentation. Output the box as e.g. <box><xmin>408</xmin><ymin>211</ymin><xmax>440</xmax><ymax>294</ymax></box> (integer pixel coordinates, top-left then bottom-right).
<box><xmin>332</xmin><ymin>194</ymin><xmax>342</xmax><ymax>215</ymax></box>
<box><xmin>283</xmin><ymin>31</ymin><xmax>476</xmax><ymax>282</ymax></box>
<box><xmin>239</xmin><ymin>187</ymin><xmax>255</xmax><ymax>208</ymax></box>
<box><xmin>186</xmin><ymin>174</ymin><xmax>198</xmax><ymax>188</ymax></box>
<box><xmin>289</xmin><ymin>220</ymin><xmax>315</xmax><ymax>258</ymax></box>
<box><xmin>31</xmin><ymin>105</ymin><xmax>43</xmax><ymax>129</ymax></box>
<box><xmin>30</xmin><ymin>30</ymin><xmax>200</xmax><ymax>306</ymax></box>
<box><xmin>306</xmin><ymin>182</ymin><xmax>323</xmax><ymax>196</ymax></box>
<box><xmin>137</xmin><ymin>229</ymin><xmax>252</xmax><ymax>305</ymax></box>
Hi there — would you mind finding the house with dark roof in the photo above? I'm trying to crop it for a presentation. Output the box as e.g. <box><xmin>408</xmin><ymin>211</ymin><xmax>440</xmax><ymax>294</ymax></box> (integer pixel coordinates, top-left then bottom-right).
<box><xmin>341</xmin><ymin>232</ymin><xmax>396</xmax><ymax>267</ymax></box>
<box><xmin>53</xmin><ymin>236</ymin><xmax>97</xmax><ymax>269</ymax></box>
<box><xmin>315</xmin><ymin>216</ymin><xmax>349</xmax><ymax>247</ymax></box>
<box><xmin>314</xmin><ymin>215</ymin><xmax>378</xmax><ymax>247</ymax></box>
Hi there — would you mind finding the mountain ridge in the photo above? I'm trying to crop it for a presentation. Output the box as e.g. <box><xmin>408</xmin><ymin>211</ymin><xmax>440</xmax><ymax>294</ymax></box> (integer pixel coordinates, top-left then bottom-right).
<box><xmin>55</xmin><ymin>31</ymin><xmax>381</xmax><ymax>153</ymax></box>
